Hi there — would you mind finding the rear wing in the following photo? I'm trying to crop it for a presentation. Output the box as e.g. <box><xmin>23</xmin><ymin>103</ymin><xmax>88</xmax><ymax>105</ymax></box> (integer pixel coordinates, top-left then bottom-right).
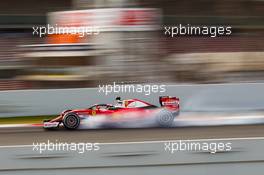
<box><xmin>159</xmin><ymin>96</ymin><xmax>180</xmax><ymax>111</ymax></box>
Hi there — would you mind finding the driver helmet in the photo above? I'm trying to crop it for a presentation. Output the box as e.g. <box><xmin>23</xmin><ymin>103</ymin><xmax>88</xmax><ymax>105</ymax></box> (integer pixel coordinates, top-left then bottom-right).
<box><xmin>115</xmin><ymin>97</ymin><xmax>122</xmax><ymax>105</ymax></box>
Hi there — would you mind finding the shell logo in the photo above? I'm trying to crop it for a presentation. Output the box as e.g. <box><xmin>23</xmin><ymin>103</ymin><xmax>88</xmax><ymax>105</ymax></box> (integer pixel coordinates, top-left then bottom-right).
<box><xmin>92</xmin><ymin>110</ymin><xmax>96</xmax><ymax>116</ymax></box>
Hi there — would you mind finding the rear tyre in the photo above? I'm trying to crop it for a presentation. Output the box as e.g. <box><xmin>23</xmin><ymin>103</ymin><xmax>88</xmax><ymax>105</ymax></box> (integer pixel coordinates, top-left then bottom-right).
<box><xmin>63</xmin><ymin>113</ymin><xmax>80</xmax><ymax>130</ymax></box>
<box><xmin>156</xmin><ymin>109</ymin><xmax>175</xmax><ymax>127</ymax></box>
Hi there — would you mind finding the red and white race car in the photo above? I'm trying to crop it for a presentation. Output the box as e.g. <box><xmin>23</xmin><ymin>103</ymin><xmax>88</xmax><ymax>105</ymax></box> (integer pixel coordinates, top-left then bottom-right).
<box><xmin>43</xmin><ymin>96</ymin><xmax>180</xmax><ymax>130</ymax></box>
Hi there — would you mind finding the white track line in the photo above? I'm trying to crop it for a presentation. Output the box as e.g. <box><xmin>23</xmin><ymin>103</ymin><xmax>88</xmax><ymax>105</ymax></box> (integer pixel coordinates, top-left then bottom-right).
<box><xmin>0</xmin><ymin>124</ymin><xmax>33</xmax><ymax>128</ymax></box>
<box><xmin>1</xmin><ymin>137</ymin><xmax>264</xmax><ymax>148</ymax></box>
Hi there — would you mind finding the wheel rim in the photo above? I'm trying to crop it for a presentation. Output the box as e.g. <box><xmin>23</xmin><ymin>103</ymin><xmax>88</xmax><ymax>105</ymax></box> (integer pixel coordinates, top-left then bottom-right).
<box><xmin>66</xmin><ymin>115</ymin><xmax>78</xmax><ymax>128</ymax></box>
<box><xmin>157</xmin><ymin>110</ymin><xmax>173</xmax><ymax>126</ymax></box>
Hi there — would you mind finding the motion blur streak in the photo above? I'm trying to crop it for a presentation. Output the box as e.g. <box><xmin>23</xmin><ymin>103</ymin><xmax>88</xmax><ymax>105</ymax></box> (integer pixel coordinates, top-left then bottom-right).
<box><xmin>78</xmin><ymin>112</ymin><xmax>264</xmax><ymax>129</ymax></box>
<box><xmin>0</xmin><ymin>1</ymin><xmax>263</xmax><ymax>90</ymax></box>
<box><xmin>0</xmin><ymin>134</ymin><xmax>264</xmax><ymax>175</ymax></box>
<box><xmin>1</xmin><ymin>125</ymin><xmax>264</xmax><ymax>145</ymax></box>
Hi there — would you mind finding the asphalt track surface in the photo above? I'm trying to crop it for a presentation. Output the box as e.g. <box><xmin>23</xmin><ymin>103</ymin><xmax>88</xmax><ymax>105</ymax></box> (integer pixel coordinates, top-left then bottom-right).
<box><xmin>0</xmin><ymin>124</ymin><xmax>264</xmax><ymax>146</ymax></box>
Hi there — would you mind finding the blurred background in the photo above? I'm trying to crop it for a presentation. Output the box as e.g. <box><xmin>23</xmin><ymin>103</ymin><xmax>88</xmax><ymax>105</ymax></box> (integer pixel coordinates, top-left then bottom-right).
<box><xmin>0</xmin><ymin>0</ymin><xmax>263</xmax><ymax>90</ymax></box>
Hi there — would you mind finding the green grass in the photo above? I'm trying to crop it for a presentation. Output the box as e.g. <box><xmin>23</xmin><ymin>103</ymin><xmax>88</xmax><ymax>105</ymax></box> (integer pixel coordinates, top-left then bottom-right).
<box><xmin>0</xmin><ymin>115</ymin><xmax>56</xmax><ymax>124</ymax></box>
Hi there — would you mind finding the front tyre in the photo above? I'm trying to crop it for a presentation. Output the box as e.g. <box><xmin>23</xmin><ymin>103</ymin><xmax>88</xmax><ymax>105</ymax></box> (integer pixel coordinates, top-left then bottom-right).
<box><xmin>63</xmin><ymin>113</ymin><xmax>80</xmax><ymax>130</ymax></box>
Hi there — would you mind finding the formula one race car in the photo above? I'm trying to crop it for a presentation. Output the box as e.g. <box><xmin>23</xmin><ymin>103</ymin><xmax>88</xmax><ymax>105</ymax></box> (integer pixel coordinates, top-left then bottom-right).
<box><xmin>43</xmin><ymin>96</ymin><xmax>180</xmax><ymax>130</ymax></box>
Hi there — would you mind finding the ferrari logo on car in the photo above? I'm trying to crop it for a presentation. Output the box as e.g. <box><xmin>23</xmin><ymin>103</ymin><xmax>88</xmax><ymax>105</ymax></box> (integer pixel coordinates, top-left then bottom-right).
<box><xmin>125</xmin><ymin>100</ymin><xmax>128</xmax><ymax>107</ymax></box>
